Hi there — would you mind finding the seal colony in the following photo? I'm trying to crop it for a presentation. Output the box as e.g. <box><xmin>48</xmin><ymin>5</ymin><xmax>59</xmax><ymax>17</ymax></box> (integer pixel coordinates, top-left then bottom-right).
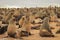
<box><xmin>0</xmin><ymin>7</ymin><xmax>60</xmax><ymax>39</ymax></box>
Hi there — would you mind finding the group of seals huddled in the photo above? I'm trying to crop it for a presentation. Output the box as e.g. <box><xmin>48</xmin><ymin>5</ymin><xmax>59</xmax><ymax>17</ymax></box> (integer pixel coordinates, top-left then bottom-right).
<box><xmin>0</xmin><ymin>15</ymin><xmax>60</xmax><ymax>39</ymax></box>
<box><xmin>6</xmin><ymin>13</ymin><xmax>32</xmax><ymax>38</ymax></box>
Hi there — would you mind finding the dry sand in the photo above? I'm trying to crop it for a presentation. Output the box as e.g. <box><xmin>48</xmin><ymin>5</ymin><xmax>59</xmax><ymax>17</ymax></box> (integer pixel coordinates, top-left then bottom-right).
<box><xmin>0</xmin><ymin>19</ymin><xmax>60</xmax><ymax>40</ymax></box>
<box><xmin>0</xmin><ymin>29</ymin><xmax>60</xmax><ymax>40</ymax></box>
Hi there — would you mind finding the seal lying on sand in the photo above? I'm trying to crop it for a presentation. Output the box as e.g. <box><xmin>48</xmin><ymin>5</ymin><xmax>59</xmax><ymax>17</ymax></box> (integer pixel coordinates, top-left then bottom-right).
<box><xmin>0</xmin><ymin>21</ymin><xmax>8</xmax><ymax>34</ymax></box>
<box><xmin>0</xmin><ymin>24</ymin><xmax>8</xmax><ymax>34</ymax></box>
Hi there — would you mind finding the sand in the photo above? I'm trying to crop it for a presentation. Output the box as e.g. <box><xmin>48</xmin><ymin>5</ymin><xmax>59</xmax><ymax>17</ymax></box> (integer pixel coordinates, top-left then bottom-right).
<box><xmin>0</xmin><ymin>29</ymin><xmax>60</xmax><ymax>40</ymax></box>
<box><xmin>0</xmin><ymin>19</ymin><xmax>60</xmax><ymax>40</ymax></box>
